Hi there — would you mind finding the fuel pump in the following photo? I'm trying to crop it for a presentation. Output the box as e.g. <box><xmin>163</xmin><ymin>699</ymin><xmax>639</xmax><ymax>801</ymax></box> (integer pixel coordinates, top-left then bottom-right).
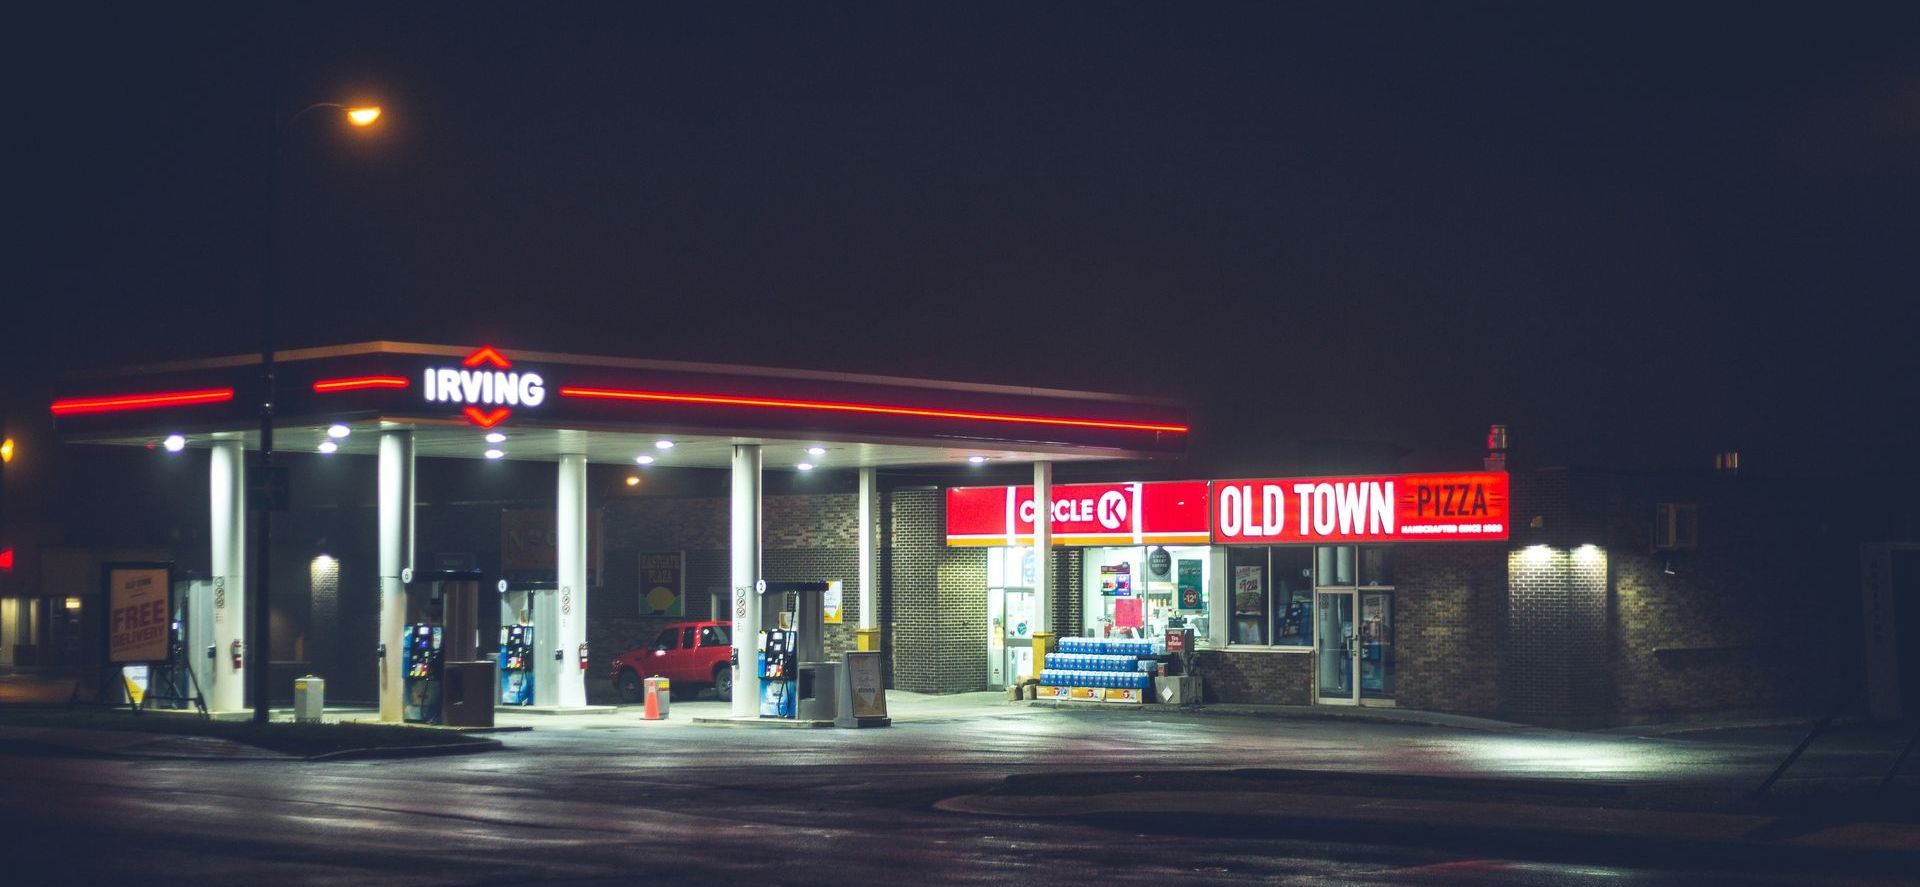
<box><xmin>755</xmin><ymin>581</ymin><xmax>832</xmax><ymax>720</ymax></box>
<box><xmin>400</xmin><ymin>568</ymin><xmax>491</xmax><ymax>725</ymax></box>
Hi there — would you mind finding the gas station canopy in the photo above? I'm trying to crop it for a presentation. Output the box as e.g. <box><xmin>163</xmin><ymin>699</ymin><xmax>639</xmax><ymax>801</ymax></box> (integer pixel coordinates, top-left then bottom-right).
<box><xmin>51</xmin><ymin>342</ymin><xmax>1189</xmax><ymax>467</ymax></box>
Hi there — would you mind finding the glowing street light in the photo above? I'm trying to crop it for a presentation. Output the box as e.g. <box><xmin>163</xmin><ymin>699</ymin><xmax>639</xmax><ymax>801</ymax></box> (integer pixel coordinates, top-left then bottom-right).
<box><xmin>345</xmin><ymin>106</ymin><xmax>382</xmax><ymax>127</ymax></box>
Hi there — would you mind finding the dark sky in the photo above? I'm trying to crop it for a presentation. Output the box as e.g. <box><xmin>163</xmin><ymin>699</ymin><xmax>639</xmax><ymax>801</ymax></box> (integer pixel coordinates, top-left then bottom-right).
<box><xmin>14</xmin><ymin>4</ymin><xmax>1920</xmax><ymax>477</ymax></box>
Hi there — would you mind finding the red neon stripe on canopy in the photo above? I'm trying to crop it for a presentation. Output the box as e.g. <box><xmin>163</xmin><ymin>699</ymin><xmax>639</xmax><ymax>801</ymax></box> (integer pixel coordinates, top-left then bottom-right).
<box><xmin>51</xmin><ymin>388</ymin><xmax>235</xmax><ymax>416</ymax></box>
<box><xmin>313</xmin><ymin>376</ymin><xmax>411</xmax><ymax>392</ymax></box>
<box><xmin>557</xmin><ymin>386</ymin><xmax>1187</xmax><ymax>434</ymax></box>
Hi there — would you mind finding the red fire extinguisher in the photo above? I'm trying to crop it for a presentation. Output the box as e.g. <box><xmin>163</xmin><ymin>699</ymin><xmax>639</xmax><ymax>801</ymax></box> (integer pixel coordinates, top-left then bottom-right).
<box><xmin>230</xmin><ymin>640</ymin><xmax>244</xmax><ymax>671</ymax></box>
<box><xmin>577</xmin><ymin>643</ymin><xmax>589</xmax><ymax>670</ymax></box>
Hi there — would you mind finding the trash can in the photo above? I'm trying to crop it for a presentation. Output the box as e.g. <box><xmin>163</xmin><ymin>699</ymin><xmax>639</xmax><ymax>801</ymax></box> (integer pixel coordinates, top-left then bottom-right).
<box><xmin>293</xmin><ymin>675</ymin><xmax>325</xmax><ymax>723</ymax></box>
<box><xmin>643</xmin><ymin>676</ymin><xmax>671</xmax><ymax>720</ymax></box>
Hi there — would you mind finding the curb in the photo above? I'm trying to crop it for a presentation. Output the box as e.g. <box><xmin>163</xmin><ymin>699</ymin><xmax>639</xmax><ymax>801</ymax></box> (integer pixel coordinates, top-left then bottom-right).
<box><xmin>1024</xmin><ymin>700</ymin><xmax>1532</xmax><ymax>733</ymax></box>
<box><xmin>304</xmin><ymin>738</ymin><xmax>506</xmax><ymax>761</ymax></box>
<box><xmin>688</xmin><ymin>717</ymin><xmax>835</xmax><ymax>729</ymax></box>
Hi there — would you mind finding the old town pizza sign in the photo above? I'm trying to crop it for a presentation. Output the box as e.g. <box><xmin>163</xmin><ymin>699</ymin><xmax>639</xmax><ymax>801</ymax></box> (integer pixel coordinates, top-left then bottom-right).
<box><xmin>946</xmin><ymin>472</ymin><xmax>1508</xmax><ymax>546</ymax></box>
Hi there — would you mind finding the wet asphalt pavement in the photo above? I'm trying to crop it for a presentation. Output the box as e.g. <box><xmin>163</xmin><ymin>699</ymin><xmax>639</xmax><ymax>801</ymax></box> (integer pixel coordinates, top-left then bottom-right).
<box><xmin>0</xmin><ymin>702</ymin><xmax>1911</xmax><ymax>885</ymax></box>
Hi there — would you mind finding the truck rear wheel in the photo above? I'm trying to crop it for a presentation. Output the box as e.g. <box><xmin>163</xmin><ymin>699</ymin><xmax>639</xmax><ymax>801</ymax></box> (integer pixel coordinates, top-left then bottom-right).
<box><xmin>712</xmin><ymin>664</ymin><xmax>733</xmax><ymax>702</ymax></box>
<box><xmin>617</xmin><ymin>669</ymin><xmax>643</xmax><ymax>703</ymax></box>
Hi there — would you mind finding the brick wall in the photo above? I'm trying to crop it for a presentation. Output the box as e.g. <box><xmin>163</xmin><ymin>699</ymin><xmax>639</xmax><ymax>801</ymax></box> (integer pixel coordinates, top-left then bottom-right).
<box><xmin>1195</xmin><ymin>650</ymin><xmax>1312</xmax><ymax>704</ymax></box>
<box><xmin>1505</xmin><ymin>546</ymin><xmax>1610</xmax><ymax>726</ymax></box>
<box><xmin>887</xmin><ymin>488</ymin><xmax>943</xmax><ymax>691</ymax></box>
<box><xmin>1601</xmin><ymin>474</ymin><xmax>1822</xmax><ymax>721</ymax></box>
<box><xmin>1394</xmin><ymin>544</ymin><xmax>1507</xmax><ymax>717</ymax></box>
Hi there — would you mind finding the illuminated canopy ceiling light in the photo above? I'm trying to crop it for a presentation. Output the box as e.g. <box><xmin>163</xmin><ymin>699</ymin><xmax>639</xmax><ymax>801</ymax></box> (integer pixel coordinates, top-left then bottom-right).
<box><xmin>968</xmin><ymin>455</ymin><xmax>987</xmax><ymax>464</ymax></box>
<box><xmin>163</xmin><ymin>434</ymin><xmax>186</xmax><ymax>453</ymax></box>
<box><xmin>634</xmin><ymin>455</ymin><xmax>655</xmax><ymax>465</ymax></box>
<box><xmin>806</xmin><ymin>446</ymin><xmax>826</xmax><ymax>457</ymax></box>
<box><xmin>796</xmin><ymin>462</ymin><xmax>814</xmax><ymax>471</ymax></box>
<box><xmin>326</xmin><ymin>424</ymin><xmax>351</xmax><ymax>439</ymax></box>
<box><xmin>485</xmin><ymin>432</ymin><xmax>507</xmax><ymax>444</ymax></box>
<box><xmin>317</xmin><ymin>441</ymin><xmax>338</xmax><ymax>454</ymax></box>
<box><xmin>484</xmin><ymin>449</ymin><xmax>505</xmax><ymax>460</ymax></box>
<box><xmin>655</xmin><ymin>439</ymin><xmax>675</xmax><ymax>450</ymax></box>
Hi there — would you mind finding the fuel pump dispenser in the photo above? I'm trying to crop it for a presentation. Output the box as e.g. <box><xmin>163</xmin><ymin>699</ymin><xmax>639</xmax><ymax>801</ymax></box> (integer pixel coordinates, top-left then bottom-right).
<box><xmin>756</xmin><ymin>581</ymin><xmax>836</xmax><ymax>720</ymax></box>
<box><xmin>402</xmin><ymin>570</ymin><xmax>497</xmax><ymax>727</ymax></box>
<box><xmin>501</xmin><ymin>580</ymin><xmax>564</xmax><ymax>706</ymax></box>
<box><xmin>498</xmin><ymin>579</ymin><xmax>536</xmax><ymax>705</ymax></box>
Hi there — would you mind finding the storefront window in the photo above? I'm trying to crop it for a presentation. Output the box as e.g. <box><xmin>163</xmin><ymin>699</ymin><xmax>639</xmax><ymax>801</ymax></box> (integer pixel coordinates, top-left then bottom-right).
<box><xmin>1082</xmin><ymin>545</ymin><xmax>1211</xmax><ymax>642</ymax></box>
<box><xmin>1228</xmin><ymin>547</ymin><xmax>1267</xmax><ymax>645</ymax></box>
<box><xmin>1272</xmin><ymin>547</ymin><xmax>1313</xmax><ymax>646</ymax></box>
<box><xmin>1226</xmin><ymin>546</ymin><xmax>1313</xmax><ymax>648</ymax></box>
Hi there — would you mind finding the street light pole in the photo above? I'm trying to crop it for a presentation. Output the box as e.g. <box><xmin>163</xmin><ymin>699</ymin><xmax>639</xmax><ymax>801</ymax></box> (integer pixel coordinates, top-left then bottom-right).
<box><xmin>250</xmin><ymin>88</ymin><xmax>382</xmax><ymax>724</ymax></box>
<box><xmin>250</xmin><ymin>76</ymin><xmax>280</xmax><ymax>725</ymax></box>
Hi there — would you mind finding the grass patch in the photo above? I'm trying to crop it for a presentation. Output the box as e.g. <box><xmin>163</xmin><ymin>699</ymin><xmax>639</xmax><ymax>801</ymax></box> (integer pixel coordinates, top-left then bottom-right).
<box><xmin>0</xmin><ymin>707</ymin><xmax>486</xmax><ymax>757</ymax></box>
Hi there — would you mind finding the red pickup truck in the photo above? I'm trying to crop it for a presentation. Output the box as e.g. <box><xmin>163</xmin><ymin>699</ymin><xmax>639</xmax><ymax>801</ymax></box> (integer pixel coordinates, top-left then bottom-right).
<box><xmin>611</xmin><ymin>621</ymin><xmax>733</xmax><ymax>702</ymax></box>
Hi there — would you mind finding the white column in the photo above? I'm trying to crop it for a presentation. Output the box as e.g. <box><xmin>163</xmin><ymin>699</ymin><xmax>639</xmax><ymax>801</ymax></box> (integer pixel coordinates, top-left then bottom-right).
<box><xmin>729</xmin><ymin>444</ymin><xmax>762</xmax><ymax>718</ymax></box>
<box><xmin>1033</xmin><ymin>461</ymin><xmax>1052</xmax><ymax>634</ymax></box>
<box><xmin>208</xmin><ymin>439</ymin><xmax>247</xmax><ymax>713</ymax></box>
<box><xmin>555</xmin><ymin>454</ymin><xmax>589</xmax><ymax>708</ymax></box>
<box><xmin>376</xmin><ymin>430</ymin><xmax>415</xmax><ymax>722</ymax></box>
<box><xmin>858</xmin><ymin>467</ymin><xmax>877</xmax><ymax>632</ymax></box>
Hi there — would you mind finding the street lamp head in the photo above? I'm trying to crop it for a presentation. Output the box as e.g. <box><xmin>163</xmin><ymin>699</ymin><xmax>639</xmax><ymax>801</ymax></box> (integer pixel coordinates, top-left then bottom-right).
<box><xmin>345</xmin><ymin>106</ymin><xmax>382</xmax><ymax>127</ymax></box>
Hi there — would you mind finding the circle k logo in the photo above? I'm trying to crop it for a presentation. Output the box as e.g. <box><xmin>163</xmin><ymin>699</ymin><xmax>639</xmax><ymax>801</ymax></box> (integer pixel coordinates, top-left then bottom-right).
<box><xmin>1096</xmin><ymin>490</ymin><xmax>1128</xmax><ymax>530</ymax></box>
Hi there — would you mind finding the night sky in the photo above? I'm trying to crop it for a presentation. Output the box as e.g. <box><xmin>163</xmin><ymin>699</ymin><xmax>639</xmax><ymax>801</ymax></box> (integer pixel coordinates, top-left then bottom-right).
<box><xmin>13</xmin><ymin>4</ymin><xmax>1920</xmax><ymax>479</ymax></box>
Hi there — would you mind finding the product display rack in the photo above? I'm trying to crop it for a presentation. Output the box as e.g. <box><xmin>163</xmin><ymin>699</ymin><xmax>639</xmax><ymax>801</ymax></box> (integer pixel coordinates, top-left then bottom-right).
<box><xmin>1036</xmin><ymin>637</ymin><xmax>1162</xmax><ymax>703</ymax></box>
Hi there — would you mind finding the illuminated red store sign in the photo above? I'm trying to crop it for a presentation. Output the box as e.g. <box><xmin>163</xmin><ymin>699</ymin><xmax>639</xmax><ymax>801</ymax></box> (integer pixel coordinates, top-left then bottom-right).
<box><xmin>946</xmin><ymin>481</ymin><xmax>1212</xmax><ymax>547</ymax></box>
<box><xmin>1212</xmin><ymin>472</ymin><xmax>1509</xmax><ymax>544</ymax></box>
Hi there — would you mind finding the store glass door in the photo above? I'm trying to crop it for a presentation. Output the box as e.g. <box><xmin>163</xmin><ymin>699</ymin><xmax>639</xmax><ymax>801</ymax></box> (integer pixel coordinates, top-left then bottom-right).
<box><xmin>1358</xmin><ymin>591</ymin><xmax>1395</xmax><ymax>702</ymax></box>
<box><xmin>996</xmin><ymin>588</ymin><xmax>1037</xmax><ymax>685</ymax></box>
<box><xmin>1315</xmin><ymin>590</ymin><xmax>1357</xmax><ymax>704</ymax></box>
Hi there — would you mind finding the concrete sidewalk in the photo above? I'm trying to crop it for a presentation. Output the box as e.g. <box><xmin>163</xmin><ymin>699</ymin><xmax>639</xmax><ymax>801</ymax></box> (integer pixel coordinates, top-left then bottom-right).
<box><xmin>1029</xmin><ymin>696</ymin><xmax>1538</xmax><ymax>732</ymax></box>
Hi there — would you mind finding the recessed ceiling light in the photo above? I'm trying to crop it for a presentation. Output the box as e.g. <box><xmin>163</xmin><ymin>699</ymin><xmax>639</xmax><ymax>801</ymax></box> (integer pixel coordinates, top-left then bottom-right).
<box><xmin>968</xmin><ymin>455</ymin><xmax>987</xmax><ymax>464</ymax></box>
<box><xmin>655</xmin><ymin>439</ymin><xmax>675</xmax><ymax>450</ymax></box>
<box><xmin>326</xmin><ymin>424</ymin><xmax>351</xmax><ymax>439</ymax></box>
<box><xmin>484</xmin><ymin>449</ymin><xmax>505</xmax><ymax>460</ymax></box>
<box><xmin>634</xmin><ymin>455</ymin><xmax>655</xmax><ymax>465</ymax></box>
<box><xmin>806</xmin><ymin>446</ymin><xmax>826</xmax><ymax>457</ymax></box>
<box><xmin>317</xmin><ymin>441</ymin><xmax>339</xmax><ymax>454</ymax></box>
<box><xmin>485</xmin><ymin>432</ymin><xmax>507</xmax><ymax>444</ymax></box>
<box><xmin>796</xmin><ymin>462</ymin><xmax>814</xmax><ymax>471</ymax></box>
<box><xmin>163</xmin><ymin>434</ymin><xmax>186</xmax><ymax>453</ymax></box>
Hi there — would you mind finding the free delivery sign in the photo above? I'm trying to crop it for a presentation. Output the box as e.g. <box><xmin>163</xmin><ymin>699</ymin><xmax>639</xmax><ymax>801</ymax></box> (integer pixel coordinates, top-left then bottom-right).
<box><xmin>107</xmin><ymin>565</ymin><xmax>171</xmax><ymax>664</ymax></box>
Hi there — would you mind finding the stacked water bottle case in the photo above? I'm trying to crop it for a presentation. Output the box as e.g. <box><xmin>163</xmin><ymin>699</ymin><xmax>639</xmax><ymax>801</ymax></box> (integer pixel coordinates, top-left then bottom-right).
<box><xmin>1037</xmin><ymin>637</ymin><xmax>1162</xmax><ymax>703</ymax></box>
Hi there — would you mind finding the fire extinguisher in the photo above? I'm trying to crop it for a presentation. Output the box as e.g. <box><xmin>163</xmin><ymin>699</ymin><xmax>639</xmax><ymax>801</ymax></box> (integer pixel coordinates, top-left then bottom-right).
<box><xmin>230</xmin><ymin>639</ymin><xmax>244</xmax><ymax>671</ymax></box>
<box><xmin>577</xmin><ymin>643</ymin><xmax>589</xmax><ymax>670</ymax></box>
